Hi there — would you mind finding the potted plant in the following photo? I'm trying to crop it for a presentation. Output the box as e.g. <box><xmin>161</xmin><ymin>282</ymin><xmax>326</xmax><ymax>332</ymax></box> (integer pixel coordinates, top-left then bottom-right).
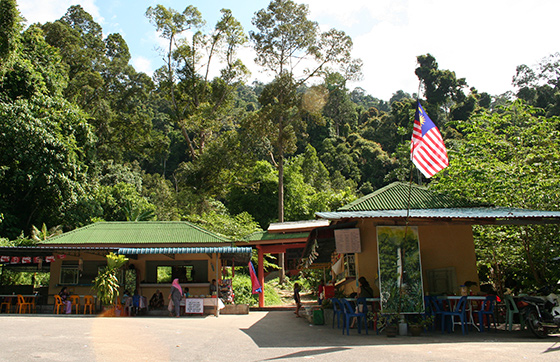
<box><xmin>374</xmin><ymin>314</ymin><xmax>399</xmax><ymax>337</ymax></box>
<box><xmin>93</xmin><ymin>252</ymin><xmax>128</xmax><ymax>316</ymax></box>
<box><xmin>408</xmin><ymin>315</ymin><xmax>434</xmax><ymax>336</ymax></box>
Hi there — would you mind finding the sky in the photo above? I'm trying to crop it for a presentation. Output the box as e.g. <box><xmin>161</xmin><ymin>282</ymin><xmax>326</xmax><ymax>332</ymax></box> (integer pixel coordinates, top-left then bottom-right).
<box><xmin>16</xmin><ymin>0</ymin><xmax>560</xmax><ymax>101</ymax></box>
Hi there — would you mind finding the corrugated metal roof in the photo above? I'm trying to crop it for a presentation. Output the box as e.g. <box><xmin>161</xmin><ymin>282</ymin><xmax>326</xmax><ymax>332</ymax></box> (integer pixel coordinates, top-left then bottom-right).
<box><xmin>339</xmin><ymin>182</ymin><xmax>483</xmax><ymax>211</ymax></box>
<box><xmin>117</xmin><ymin>247</ymin><xmax>252</xmax><ymax>255</ymax></box>
<box><xmin>316</xmin><ymin>207</ymin><xmax>560</xmax><ymax>224</ymax></box>
<box><xmin>40</xmin><ymin>221</ymin><xmax>231</xmax><ymax>245</ymax></box>
<box><xmin>268</xmin><ymin>219</ymin><xmax>330</xmax><ymax>232</ymax></box>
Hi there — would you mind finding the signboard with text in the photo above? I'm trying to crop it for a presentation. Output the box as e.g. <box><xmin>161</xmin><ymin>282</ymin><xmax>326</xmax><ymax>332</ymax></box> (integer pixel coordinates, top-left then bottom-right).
<box><xmin>185</xmin><ymin>298</ymin><xmax>204</xmax><ymax>314</ymax></box>
<box><xmin>334</xmin><ymin>228</ymin><xmax>361</xmax><ymax>254</ymax></box>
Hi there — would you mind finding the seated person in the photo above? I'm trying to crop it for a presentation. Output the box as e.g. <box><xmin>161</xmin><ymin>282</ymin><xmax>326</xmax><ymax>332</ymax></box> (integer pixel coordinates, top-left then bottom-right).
<box><xmin>149</xmin><ymin>289</ymin><xmax>164</xmax><ymax>309</ymax></box>
<box><xmin>183</xmin><ymin>287</ymin><xmax>190</xmax><ymax>298</ymax></box>
<box><xmin>210</xmin><ymin>279</ymin><xmax>218</xmax><ymax>296</ymax></box>
<box><xmin>59</xmin><ymin>287</ymin><xmax>72</xmax><ymax>314</ymax></box>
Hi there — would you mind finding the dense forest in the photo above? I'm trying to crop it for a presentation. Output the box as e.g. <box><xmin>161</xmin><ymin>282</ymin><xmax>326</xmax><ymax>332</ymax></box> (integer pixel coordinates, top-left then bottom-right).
<box><xmin>1</xmin><ymin>0</ymin><xmax>559</xmax><ymax>291</ymax></box>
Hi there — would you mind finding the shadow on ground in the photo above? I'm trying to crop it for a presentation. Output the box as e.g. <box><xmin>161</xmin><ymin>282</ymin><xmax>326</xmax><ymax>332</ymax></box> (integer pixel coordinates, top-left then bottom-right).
<box><xmin>241</xmin><ymin>311</ymin><xmax>560</xmax><ymax>349</ymax></box>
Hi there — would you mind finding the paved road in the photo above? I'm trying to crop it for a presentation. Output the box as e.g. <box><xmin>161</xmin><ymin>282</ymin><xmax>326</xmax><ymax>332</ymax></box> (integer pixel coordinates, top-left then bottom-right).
<box><xmin>0</xmin><ymin>312</ymin><xmax>559</xmax><ymax>361</ymax></box>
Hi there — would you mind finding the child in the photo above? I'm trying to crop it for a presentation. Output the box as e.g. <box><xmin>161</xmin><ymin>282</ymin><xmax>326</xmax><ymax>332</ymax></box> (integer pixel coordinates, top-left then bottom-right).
<box><xmin>293</xmin><ymin>283</ymin><xmax>302</xmax><ymax>317</ymax></box>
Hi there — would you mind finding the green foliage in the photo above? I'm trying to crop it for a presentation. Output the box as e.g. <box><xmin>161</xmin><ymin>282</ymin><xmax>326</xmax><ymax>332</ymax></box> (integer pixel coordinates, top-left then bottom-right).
<box><xmin>433</xmin><ymin>101</ymin><xmax>560</xmax><ymax>291</ymax></box>
<box><xmin>0</xmin><ymin>96</ymin><xmax>95</xmax><ymax>238</ymax></box>
<box><xmin>93</xmin><ymin>182</ymin><xmax>156</xmax><ymax>222</ymax></box>
<box><xmin>93</xmin><ymin>252</ymin><xmax>128</xmax><ymax>305</ymax></box>
<box><xmin>0</xmin><ymin>268</ymin><xmax>49</xmax><ymax>287</ymax></box>
<box><xmin>185</xmin><ymin>209</ymin><xmax>261</xmax><ymax>240</ymax></box>
<box><xmin>31</xmin><ymin>223</ymin><xmax>62</xmax><ymax>242</ymax></box>
<box><xmin>228</xmin><ymin>160</ymin><xmax>279</xmax><ymax>227</ymax></box>
<box><xmin>0</xmin><ymin>0</ymin><xmax>21</xmax><ymax>63</ymax></box>
<box><xmin>231</xmin><ymin>273</ymin><xmax>282</xmax><ymax>306</ymax></box>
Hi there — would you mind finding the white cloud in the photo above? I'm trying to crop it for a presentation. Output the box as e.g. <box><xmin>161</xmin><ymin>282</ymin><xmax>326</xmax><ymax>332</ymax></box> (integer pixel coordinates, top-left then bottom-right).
<box><xmin>18</xmin><ymin>0</ymin><xmax>103</xmax><ymax>26</ymax></box>
<box><xmin>306</xmin><ymin>0</ymin><xmax>560</xmax><ymax>99</ymax></box>
<box><xmin>131</xmin><ymin>56</ymin><xmax>153</xmax><ymax>76</ymax></box>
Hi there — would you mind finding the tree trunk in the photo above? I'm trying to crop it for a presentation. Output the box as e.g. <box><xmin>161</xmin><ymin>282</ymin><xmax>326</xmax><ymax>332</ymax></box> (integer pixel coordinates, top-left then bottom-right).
<box><xmin>278</xmin><ymin>146</ymin><xmax>286</xmax><ymax>284</ymax></box>
<box><xmin>277</xmin><ymin>116</ymin><xmax>285</xmax><ymax>284</ymax></box>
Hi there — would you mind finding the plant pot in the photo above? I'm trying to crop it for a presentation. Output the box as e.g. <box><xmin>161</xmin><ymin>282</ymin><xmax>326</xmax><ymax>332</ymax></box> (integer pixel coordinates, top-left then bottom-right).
<box><xmin>409</xmin><ymin>325</ymin><xmax>423</xmax><ymax>336</ymax></box>
<box><xmin>385</xmin><ymin>325</ymin><xmax>398</xmax><ymax>337</ymax></box>
<box><xmin>399</xmin><ymin>322</ymin><xmax>408</xmax><ymax>336</ymax></box>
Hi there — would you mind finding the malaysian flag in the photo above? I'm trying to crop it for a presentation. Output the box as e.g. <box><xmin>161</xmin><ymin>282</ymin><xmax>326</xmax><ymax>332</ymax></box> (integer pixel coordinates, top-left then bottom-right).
<box><xmin>411</xmin><ymin>102</ymin><xmax>448</xmax><ymax>178</ymax></box>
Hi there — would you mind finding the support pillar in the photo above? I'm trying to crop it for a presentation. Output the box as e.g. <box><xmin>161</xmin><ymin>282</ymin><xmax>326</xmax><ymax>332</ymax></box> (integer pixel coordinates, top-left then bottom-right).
<box><xmin>257</xmin><ymin>245</ymin><xmax>265</xmax><ymax>308</ymax></box>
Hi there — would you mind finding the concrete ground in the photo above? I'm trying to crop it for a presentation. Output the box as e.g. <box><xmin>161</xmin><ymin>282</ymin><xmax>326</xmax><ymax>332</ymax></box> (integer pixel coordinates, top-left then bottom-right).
<box><xmin>0</xmin><ymin>311</ymin><xmax>559</xmax><ymax>362</ymax></box>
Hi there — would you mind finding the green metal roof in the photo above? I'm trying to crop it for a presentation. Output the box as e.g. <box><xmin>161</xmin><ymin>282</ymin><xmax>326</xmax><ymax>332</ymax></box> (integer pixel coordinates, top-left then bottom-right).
<box><xmin>40</xmin><ymin>221</ymin><xmax>231</xmax><ymax>245</ymax></box>
<box><xmin>339</xmin><ymin>181</ymin><xmax>483</xmax><ymax>211</ymax></box>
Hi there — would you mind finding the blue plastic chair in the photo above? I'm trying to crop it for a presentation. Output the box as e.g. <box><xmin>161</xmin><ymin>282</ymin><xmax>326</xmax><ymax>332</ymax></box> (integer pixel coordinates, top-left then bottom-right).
<box><xmin>331</xmin><ymin>298</ymin><xmax>344</xmax><ymax>329</ymax></box>
<box><xmin>427</xmin><ymin>296</ymin><xmax>445</xmax><ymax>331</ymax></box>
<box><xmin>340</xmin><ymin>298</ymin><xmax>368</xmax><ymax>335</ymax></box>
<box><xmin>440</xmin><ymin>296</ymin><xmax>468</xmax><ymax>334</ymax></box>
<box><xmin>477</xmin><ymin>295</ymin><xmax>497</xmax><ymax>332</ymax></box>
<box><xmin>423</xmin><ymin>296</ymin><xmax>436</xmax><ymax>331</ymax></box>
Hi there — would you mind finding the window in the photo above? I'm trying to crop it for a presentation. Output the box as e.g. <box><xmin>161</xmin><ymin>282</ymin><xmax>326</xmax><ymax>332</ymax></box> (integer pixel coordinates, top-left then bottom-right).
<box><xmin>60</xmin><ymin>265</ymin><xmax>79</xmax><ymax>285</ymax></box>
<box><xmin>146</xmin><ymin>260</ymin><xmax>208</xmax><ymax>283</ymax></box>
<box><xmin>156</xmin><ymin>265</ymin><xmax>194</xmax><ymax>283</ymax></box>
<box><xmin>173</xmin><ymin>265</ymin><xmax>194</xmax><ymax>283</ymax></box>
<box><xmin>427</xmin><ymin>267</ymin><xmax>457</xmax><ymax>295</ymax></box>
<box><xmin>334</xmin><ymin>253</ymin><xmax>357</xmax><ymax>284</ymax></box>
<box><xmin>157</xmin><ymin>266</ymin><xmax>172</xmax><ymax>283</ymax></box>
<box><xmin>344</xmin><ymin>254</ymin><xmax>356</xmax><ymax>278</ymax></box>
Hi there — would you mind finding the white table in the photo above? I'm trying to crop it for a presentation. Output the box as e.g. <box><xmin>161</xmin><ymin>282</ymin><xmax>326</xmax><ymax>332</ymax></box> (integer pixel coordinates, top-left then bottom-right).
<box><xmin>438</xmin><ymin>295</ymin><xmax>486</xmax><ymax>331</ymax></box>
<box><xmin>180</xmin><ymin>297</ymin><xmax>225</xmax><ymax>317</ymax></box>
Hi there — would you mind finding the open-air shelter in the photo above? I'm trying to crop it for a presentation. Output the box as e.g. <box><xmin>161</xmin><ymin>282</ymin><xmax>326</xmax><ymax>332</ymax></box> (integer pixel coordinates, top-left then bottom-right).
<box><xmin>301</xmin><ymin>182</ymin><xmax>560</xmax><ymax>304</ymax></box>
<box><xmin>0</xmin><ymin>221</ymin><xmax>251</xmax><ymax>314</ymax></box>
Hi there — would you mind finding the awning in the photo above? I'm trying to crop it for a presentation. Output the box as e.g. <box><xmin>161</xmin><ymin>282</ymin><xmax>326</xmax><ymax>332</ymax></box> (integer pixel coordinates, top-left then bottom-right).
<box><xmin>300</xmin><ymin>222</ymin><xmax>357</xmax><ymax>269</ymax></box>
<box><xmin>117</xmin><ymin>247</ymin><xmax>252</xmax><ymax>263</ymax></box>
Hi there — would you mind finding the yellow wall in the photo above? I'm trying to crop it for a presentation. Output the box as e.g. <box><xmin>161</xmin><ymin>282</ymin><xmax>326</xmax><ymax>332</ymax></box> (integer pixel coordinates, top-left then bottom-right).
<box><xmin>48</xmin><ymin>252</ymin><xmax>220</xmax><ymax>304</ymax></box>
<box><xmin>417</xmin><ymin>224</ymin><xmax>480</xmax><ymax>294</ymax></box>
<box><xmin>338</xmin><ymin>221</ymin><xmax>479</xmax><ymax>297</ymax></box>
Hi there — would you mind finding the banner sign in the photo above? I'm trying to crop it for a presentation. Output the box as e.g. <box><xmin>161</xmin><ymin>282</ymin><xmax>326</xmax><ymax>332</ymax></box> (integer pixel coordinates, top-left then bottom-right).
<box><xmin>0</xmin><ymin>255</ymin><xmax>64</xmax><ymax>264</ymax></box>
<box><xmin>185</xmin><ymin>298</ymin><xmax>204</xmax><ymax>314</ymax></box>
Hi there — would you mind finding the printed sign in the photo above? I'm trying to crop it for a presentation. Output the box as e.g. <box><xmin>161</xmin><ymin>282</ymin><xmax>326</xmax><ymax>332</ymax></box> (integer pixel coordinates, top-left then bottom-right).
<box><xmin>334</xmin><ymin>228</ymin><xmax>361</xmax><ymax>253</ymax></box>
<box><xmin>185</xmin><ymin>298</ymin><xmax>204</xmax><ymax>314</ymax></box>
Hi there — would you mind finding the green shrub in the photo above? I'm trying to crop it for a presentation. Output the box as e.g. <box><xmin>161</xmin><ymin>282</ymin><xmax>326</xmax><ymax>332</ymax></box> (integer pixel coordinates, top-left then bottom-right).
<box><xmin>232</xmin><ymin>274</ymin><xmax>283</xmax><ymax>306</ymax></box>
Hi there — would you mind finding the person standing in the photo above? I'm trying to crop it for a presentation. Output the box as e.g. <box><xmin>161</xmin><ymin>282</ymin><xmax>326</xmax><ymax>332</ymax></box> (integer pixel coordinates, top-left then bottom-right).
<box><xmin>169</xmin><ymin>278</ymin><xmax>182</xmax><ymax>317</ymax></box>
<box><xmin>293</xmin><ymin>283</ymin><xmax>302</xmax><ymax>317</ymax></box>
<box><xmin>317</xmin><ymin>281</ymin><xmax>325</xmax><ymax>305</ymax></box>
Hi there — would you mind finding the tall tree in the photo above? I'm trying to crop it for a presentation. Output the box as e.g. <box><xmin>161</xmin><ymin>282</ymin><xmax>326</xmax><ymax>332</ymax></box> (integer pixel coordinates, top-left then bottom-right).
<box><xmin>146</xmin><ymin>5</ymin><xmax>249</xmax><ymax>161</ymax></box>
<box><xmin>250</xmin><ymin>0</ymin><xmax>361</xmax><ymax>223</ymax></box>
<box><xmin>0</xmin><ymin>0</ymin><xmax>21</xmax><ymax>74</ymax></box>
<box><xmin>43</xmin><ymin>6</ymin><xmax>161</xmax><ymax>163</ymax></box>
<box><xmin>513</xmin><ymin>53</ymin><xmax>560</xmax><ymax>116</ymax></box>
<box><xmin>0</xmin><ymin>3</ymin><xmax>95</xmax><ymax>238</ymax></box>
<box><xmin>415</xmin><ymin>53</ymin><xmax>467</xmax><ymax>125</ymax></box>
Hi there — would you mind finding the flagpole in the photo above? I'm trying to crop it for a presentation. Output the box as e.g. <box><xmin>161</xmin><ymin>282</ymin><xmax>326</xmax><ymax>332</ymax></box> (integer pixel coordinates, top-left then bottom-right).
<box><xmin>406</xmin><ymin>80</ymin><xmax>423</xmax><ymax>225</ymax></box>
<box><xmin>400</xmin><ymin>80</ymin><xmax>424</xmax><ymax>317</ymax></box>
